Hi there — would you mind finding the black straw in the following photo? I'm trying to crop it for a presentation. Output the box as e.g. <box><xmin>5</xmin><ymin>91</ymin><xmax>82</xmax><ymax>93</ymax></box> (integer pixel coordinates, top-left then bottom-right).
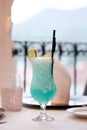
<box><xmin>51</xmin><ymin>30</ymin><xmax>56</xmax><ymax>74</ymax></box>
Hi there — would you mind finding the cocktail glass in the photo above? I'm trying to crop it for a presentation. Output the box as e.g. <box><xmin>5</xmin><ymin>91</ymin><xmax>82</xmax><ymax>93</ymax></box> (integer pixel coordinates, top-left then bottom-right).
<box><xmin>30</xmin><ymin>57</ymin><xmax>56</xmax><ymax>122</ymax></box>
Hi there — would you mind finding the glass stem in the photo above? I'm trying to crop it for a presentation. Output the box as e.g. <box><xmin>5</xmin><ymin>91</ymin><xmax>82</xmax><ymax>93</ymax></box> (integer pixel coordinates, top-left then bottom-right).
<box><xmin>40</xmin><ymin>104</ymin><xmax>47</xmax><ymax>119</ymax></box>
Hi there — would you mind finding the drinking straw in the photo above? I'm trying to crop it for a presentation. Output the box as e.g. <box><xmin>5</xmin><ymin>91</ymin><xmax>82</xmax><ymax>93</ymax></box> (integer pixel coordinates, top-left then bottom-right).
<box><xmin>51</xmin><ymin>30</ymin><xmax>56</xmax><ymax>74</ymax></box>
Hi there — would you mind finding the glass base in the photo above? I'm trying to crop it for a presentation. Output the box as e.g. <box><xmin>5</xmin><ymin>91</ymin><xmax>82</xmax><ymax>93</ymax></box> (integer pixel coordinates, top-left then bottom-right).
<box><xmin>32</xmin><ymin>112</ymin><xmax>54</xmax><ymax>122</ymax></box>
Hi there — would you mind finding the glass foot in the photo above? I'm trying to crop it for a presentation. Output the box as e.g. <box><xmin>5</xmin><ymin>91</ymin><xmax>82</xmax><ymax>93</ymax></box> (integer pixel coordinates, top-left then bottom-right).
<box><xmin>32</xmin><ymin>112</ymin><xmax>54</xmax><ymax>122</ymax></box>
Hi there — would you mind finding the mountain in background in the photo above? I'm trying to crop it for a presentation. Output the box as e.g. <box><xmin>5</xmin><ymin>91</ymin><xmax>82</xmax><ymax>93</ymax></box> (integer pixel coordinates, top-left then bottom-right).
<box><xmin>12</xmin><ymin>7</ymin><xmax>87</xmax><ymax>42</ymax></box>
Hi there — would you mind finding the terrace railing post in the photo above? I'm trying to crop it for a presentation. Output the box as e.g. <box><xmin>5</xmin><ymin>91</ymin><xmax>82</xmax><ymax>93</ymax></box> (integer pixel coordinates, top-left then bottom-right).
<box><xmin>41</xmin><ymin>42</ymin><xmax>46</xmax><ymax>55</ymax></box>
<box><xmin>58</xmin><ymin>43</ymin><xmax>62</xmax><ymax>60</ymax></box>
<box><xmin>23</xmin><ymin>41</ymin><xmax>28</xmax><ymax>92</ymax></box>
<box><xmin>73</xmin><ymin>44</ymin><xmax>78</xmax><ymax>95</ymax></box>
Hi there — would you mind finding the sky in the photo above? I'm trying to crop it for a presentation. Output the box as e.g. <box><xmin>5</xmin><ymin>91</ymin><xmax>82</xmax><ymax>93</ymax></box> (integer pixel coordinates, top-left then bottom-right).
<box><xmin>11</xmin><ymin>0</ymin><xmax>87</xmax><ymax>24</ymax></box>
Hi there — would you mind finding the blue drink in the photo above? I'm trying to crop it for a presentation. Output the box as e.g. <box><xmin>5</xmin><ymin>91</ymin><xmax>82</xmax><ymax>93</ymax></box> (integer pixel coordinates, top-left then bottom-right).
<box><xmin>30</xmin><ymin>57</ymin><xmax>56</xmax><ymax>105</ymax></box>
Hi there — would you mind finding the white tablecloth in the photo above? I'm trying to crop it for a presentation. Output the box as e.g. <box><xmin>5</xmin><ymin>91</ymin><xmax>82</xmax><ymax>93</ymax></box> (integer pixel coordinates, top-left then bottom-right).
<box><xmin>0</xmin><ymin>106</ymin><xmax>87</xmax><ymax>130</ymax></box>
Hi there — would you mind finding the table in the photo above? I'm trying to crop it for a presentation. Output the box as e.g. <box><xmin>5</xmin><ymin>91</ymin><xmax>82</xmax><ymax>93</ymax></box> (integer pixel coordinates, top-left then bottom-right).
<box><xmin>0</xmin><ymin>105</ymin><xmax>87</xmax><ymax>130</ymax></box>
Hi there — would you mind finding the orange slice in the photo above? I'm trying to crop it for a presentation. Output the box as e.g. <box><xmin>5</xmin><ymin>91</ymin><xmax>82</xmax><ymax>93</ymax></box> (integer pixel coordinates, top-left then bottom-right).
<box><xmin>42</xmin><ymin>53</ymin><xmax>51</xmax><ymax>58</ymax></box>
<box><xmin>28</xmin><ymin>49</ymin><xmax>37</xmax><ymax>59</ymax></box>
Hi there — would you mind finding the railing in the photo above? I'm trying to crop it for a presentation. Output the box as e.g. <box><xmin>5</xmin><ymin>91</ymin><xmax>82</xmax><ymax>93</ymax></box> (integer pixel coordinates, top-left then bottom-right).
<box><xmin>13</xmin><ymin>41</ymin><xmax>87</xmax><ymax>94</ymax></box>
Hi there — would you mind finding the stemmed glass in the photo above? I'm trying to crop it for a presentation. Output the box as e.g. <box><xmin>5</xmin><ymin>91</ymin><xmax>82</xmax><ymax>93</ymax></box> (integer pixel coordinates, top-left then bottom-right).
<box><xmin>30</xmin><ymin>57</ymin><xmax>56</xmax><ymax>122</ymax></box>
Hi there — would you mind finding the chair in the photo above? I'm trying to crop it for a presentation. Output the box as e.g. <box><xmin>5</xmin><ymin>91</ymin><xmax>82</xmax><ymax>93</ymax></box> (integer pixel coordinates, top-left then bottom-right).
<box><xmin>52</xmin><ymin>59</ymin><xmax>71</xmax><ymax>105</ymax></box>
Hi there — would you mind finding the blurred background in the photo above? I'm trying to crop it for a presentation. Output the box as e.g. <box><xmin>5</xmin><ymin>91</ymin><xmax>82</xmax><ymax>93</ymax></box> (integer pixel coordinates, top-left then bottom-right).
<box><xmin>11</xmin><ymin>0</ymin><xmax>87</xmax><ymax>96</ymax></box>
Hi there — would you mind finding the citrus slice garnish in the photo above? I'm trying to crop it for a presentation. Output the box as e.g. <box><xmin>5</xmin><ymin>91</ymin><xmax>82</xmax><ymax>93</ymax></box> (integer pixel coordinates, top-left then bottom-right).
<box><xmin>28</xmin><ymin>49</ymin><xmax>37</xmax><ymax>59</ymax></box>
<box><xmin>42</xmin><ymin>53</ymin><xmax>51</xmax><ymax>58</ymax></box>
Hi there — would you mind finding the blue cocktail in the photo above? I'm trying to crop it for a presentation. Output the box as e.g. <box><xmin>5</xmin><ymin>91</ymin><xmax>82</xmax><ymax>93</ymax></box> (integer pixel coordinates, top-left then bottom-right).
<box><xmin>30</xmin><ymin>57</ymin><xmax>56</xmax><ymax>121</ymax></box>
